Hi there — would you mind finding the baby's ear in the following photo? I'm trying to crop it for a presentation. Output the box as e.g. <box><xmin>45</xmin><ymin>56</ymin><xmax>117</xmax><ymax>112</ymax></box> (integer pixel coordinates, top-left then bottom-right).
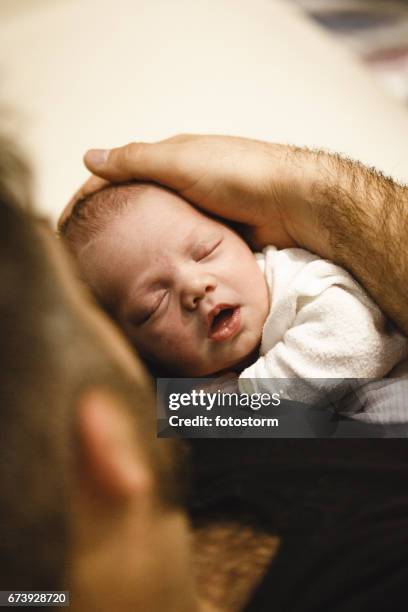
<box><xmin>76</xmin><ymin>388</ymin><xmax>152</xmax><ymax>500</ymax></box>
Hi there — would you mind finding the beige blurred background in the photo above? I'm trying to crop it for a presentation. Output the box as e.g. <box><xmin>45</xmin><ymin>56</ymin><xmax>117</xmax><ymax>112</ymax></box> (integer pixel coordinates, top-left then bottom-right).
<box><xmin>1</xmin><ymin>0</ymin><xmax>408</xmax><ymax>222</ymax></box>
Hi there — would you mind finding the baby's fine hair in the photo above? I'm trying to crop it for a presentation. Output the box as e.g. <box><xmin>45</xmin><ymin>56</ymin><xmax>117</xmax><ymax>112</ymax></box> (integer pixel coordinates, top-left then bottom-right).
<box><xmin>59</xmin><ymin>182</ymin><xmax>150</xmax><ymax>256</ymax></box>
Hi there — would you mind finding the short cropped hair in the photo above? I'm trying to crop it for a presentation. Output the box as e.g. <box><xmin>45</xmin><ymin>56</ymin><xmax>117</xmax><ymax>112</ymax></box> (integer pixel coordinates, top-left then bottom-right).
<box><xmin>0</xmin><ymin>144</ymin><xmax>185</xmax><ymax>598</ymax></box>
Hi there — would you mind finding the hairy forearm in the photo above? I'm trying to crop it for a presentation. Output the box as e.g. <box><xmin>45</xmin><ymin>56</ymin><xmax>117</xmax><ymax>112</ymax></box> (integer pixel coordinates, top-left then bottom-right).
<box><xmin>280</xmin><ymin>149</ymin><xmax>408</xmax><ymax>335</ymax></box>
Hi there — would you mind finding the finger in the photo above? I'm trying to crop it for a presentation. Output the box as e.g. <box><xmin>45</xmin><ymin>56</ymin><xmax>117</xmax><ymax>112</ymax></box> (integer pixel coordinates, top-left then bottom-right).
<box><xmin>73</xmin><ymin>175</ymin><xmax>109</xmax><ymax>203</ymax></box>
<box><xmin>57</xmin><ymin>175</ymin><xmax>109</xmax><ymax>231</ymax></box>
<box><xmin>84</xmin><ymin>141</ymin><xmax>193</xmax><ymax>192</ymax></box>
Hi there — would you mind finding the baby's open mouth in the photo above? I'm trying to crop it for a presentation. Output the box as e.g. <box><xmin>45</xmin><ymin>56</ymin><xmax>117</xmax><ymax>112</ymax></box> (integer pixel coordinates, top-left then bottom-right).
<box><xmin>208</xmin><ymin>305</ymin><xmax>241</xmax><ymax>342</ymax></box>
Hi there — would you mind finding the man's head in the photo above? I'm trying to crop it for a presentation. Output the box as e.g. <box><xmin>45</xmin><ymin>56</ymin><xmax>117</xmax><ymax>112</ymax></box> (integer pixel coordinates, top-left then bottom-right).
<box><xmin>60</xmin><ymin>184</ymin><xmax>269</xmax><ymax>376</ymax></box>
<box><xmin>0</xmin><ymin>138</ymin><xmax>197</xmax><ymax>611</ymax></box>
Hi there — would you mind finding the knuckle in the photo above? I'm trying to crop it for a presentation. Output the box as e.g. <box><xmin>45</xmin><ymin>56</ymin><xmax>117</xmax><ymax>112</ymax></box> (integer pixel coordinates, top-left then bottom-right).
<box><xmin>118</xmin><ymin>141</ymin><xmax>147</xmax><ymax>169</ymax></box>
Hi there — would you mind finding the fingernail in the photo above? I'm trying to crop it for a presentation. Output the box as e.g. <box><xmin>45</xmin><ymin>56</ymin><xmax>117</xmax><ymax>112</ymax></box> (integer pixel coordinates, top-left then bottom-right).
<box><xmin>85</xmin><ymin>149</ymin><xmax>109</xmax><ymax>168</ymax></box>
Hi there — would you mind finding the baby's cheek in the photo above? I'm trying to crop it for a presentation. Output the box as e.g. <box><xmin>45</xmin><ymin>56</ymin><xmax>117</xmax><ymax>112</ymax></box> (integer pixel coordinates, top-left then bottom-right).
<box><xmin>159</xmin><ymin>331</ymin><xmax>186</xmax><ymax>355</ymax></box>
<box><xmin>144</xmin><ymin>326</ymin><xmax>203</xmax><ymax>370</ymax></box>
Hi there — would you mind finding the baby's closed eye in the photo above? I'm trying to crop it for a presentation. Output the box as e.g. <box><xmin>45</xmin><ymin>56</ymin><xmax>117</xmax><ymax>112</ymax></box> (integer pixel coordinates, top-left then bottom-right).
<box><xmin>127</xmin><ymin>290</ymin><xmax>169</xmax><ymax>327</ymax></box>
<box><xmin>192</xmin><ymin>237</ymin><xmax>222</xmax><ymax>261</ymax></box>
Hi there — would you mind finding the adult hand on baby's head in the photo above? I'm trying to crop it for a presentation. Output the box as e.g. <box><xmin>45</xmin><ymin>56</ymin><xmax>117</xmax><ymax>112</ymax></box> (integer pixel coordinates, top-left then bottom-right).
<box><xmin>62</xmin><ymin>133</ymin><xmax>408</xmax><ymax>339</ymax></box>
<box><xmin>81</xmin><ymin>134</ymin><xmax>317</xmax><ymax>251</ymax></box>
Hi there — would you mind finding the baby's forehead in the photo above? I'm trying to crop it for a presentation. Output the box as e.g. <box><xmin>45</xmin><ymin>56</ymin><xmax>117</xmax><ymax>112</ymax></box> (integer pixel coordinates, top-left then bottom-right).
<box><xmin>131</xmin><ymin>185</ymin><xmax>201</xmax><ymax>216</ymax></box>
<box><xmin>117</xmin><ymin>185</ymin><xmax>214</xmax><ymax>235</ymax></box>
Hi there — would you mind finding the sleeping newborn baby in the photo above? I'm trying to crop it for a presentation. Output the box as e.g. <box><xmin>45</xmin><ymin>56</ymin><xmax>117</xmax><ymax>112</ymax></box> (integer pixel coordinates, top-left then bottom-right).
<box><xmin>59</xmin><ymin>182</ymin><xmax>408</xmax><ymax>404</ymax></box>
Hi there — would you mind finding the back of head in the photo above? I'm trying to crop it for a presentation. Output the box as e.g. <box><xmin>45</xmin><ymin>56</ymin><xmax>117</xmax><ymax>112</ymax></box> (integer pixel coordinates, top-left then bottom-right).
<box><xmin>0</xmin><ymin>143</ymin><xmax>182</xmax><ymax>596</ymax></box>
<box><xmin>0</xmin><ymin>140</ymin><xmax>69</xmax><ymax>591</ymax></box>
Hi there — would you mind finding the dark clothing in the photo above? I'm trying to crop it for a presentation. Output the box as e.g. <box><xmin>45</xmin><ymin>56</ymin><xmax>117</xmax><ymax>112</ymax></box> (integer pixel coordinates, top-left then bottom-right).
<box><xmin>188</xmin><ymin>440</ymin><xmax>408</xmax><ymax>611</ymax></box>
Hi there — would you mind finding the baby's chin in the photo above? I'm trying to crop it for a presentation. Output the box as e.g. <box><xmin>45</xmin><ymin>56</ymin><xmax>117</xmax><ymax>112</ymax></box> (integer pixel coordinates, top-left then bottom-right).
<box><xmin>208</xmin><ymin>328</ymin><xmax>263</xmax><ymax>376</ymax></box>
<box><xmin>169</xmin><ymin>344</ymin><xmax>261</xmax><ymax>378</ymax></box>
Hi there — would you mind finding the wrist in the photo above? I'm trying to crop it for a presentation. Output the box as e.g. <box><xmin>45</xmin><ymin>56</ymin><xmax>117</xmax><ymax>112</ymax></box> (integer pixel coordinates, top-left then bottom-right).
<box><xmin>274</xmin><ymin>146</ymin><xmax>334</xmax><ymax>258</ymax></box>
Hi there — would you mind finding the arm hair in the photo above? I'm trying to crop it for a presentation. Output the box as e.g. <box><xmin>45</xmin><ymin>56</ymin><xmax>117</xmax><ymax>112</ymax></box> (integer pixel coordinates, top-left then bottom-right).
<box><xmin>294</xmin><ymin>150</ymin><xmax>408</xmax><ymax>335</ymax></box>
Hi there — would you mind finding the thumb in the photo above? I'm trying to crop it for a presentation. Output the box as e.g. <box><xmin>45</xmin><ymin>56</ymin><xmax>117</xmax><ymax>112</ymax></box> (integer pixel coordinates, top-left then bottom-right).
<box><xmin>84</xmin><ymin>141</ymin><xmax>188</xmax><ymax>191</ymax></box>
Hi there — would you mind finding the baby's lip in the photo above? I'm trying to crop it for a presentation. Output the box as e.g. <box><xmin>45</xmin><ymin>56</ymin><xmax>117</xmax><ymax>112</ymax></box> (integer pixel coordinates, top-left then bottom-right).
<box><xmin>207</xmin><ymin>304</ymin><xmax>241</xmax><ymax>342</ymax></box>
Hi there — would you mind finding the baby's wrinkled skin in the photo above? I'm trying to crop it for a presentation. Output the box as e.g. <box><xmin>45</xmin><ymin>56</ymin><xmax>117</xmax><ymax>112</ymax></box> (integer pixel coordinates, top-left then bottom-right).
<box><xmin>77</xmin><ymin>186</ymin><xmax>269</xmax><ymax>376</ymax></box>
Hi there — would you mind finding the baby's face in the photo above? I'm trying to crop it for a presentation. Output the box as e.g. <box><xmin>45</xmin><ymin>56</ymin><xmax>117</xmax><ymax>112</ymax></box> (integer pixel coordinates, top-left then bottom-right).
<box><xmin>79</xmin><ymin>186</ymin><xmax>269</xmax><ymax>376</ymax></box>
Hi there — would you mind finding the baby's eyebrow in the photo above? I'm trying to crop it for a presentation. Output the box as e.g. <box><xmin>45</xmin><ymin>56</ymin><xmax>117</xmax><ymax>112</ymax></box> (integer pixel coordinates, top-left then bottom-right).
<box><xmin>182</xmin><ymin>226</ymin><xmax>201</xmax><ymax>248</ymax></box>
<box><xmin>184</xmin><ymin>227</ymin><xmax>220</xmax><ymax>248</ymax></box>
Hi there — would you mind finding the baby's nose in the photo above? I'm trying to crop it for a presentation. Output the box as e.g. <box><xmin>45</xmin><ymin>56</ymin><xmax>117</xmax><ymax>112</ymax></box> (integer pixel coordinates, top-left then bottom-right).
<box><xmin>181</xmin><ymin>275</ymin><xmax>216</xmax><ymax>310</ymax></box>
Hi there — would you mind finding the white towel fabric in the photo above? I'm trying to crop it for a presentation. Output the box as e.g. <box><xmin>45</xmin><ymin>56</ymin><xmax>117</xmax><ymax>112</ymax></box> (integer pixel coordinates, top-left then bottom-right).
<box><xmin>239</xmin><ymin>246</ymin><xmax>408</xmax><ymax>405</ymax></box>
